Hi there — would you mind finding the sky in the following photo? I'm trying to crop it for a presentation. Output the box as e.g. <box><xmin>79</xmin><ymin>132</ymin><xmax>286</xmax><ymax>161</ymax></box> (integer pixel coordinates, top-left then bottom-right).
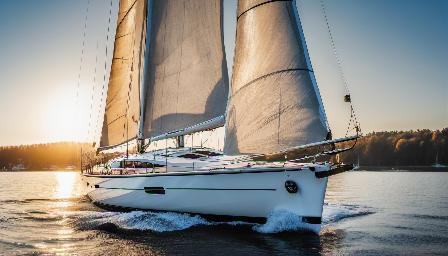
<box><xmin>0</xmin><ymin>0</ymin><xmax>446</xmax><ymax>146</ymax></box>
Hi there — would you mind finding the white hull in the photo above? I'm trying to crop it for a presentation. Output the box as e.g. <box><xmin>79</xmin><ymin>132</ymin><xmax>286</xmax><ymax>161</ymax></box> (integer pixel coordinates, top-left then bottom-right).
<box><xmin>82</xmin><ymin>165</ymin><xmax>329</xmax><ymax>232</ymax></box>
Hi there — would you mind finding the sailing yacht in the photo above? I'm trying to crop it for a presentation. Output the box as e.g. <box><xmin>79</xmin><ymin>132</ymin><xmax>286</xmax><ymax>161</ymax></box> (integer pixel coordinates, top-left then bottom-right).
<box><xmin>353</xmin><ymin>154</ymin><xmax>360</xmax><ymax>170</ymax></box>
<box><xmin>432</xmin><ymin>152</ymin><xmax>447</xmax><ymax>168</ymax></box>
<box><xmin>81</xmin><ymin>0</ymin><xmax>359</xmax><ymax>232</ymax></box>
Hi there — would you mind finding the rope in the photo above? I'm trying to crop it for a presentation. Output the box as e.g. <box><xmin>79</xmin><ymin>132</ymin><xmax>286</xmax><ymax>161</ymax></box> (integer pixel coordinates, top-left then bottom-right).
<box><xmin>87</xmin><ymin>42</ymin><xmax>99</xmax><ymax>143</ymax></box>
<box><xmin>75</xmin><ymin>0</ymin><xmax>90</xmax><ymax>167</ymax></box>
<box><xmin>75</xmin><ymin>0</ymin><xmax>90</xmax><ymax>139</ymax></box>
<box><xmin>319</xmin><ymin>0</ymin><xmax>349</xmax><ymax>94</ymax></box>
<box><xmin>95</xmin><ymin>0</ymin><xmax>114</xmax><ymax>145</ymax></box>
<box><xmin>319</xmin><ymin>0</ymin><xmax>361</xmax><ymax>136</ymax></box>
<box><xmin>199</xmin><ymin>130</ymin><xmax>214</xmax><ymax>148</ymax></box>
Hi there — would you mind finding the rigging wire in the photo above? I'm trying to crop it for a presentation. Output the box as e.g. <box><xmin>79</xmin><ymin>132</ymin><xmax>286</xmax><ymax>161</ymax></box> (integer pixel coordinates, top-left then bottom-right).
<box><xmin>87</xmin><ymin>41</ymin><xmax>99</xmax><ymax>144</ymax></box>
<box><xmin>75</xmin><ymin>0</ymin><xmax>90</xmax><ymax>108</ymax></box>
<box><xmin>319</xmin><ymin>0</ymin><xmax>361</xmax><ymax>136</ymax></box>
<box><xmin>94</xmin><ymin>0</ymin><xmax>114</xmax><ymax>146</ymax></box>
<box><xmin>75</xmin><ymin>0</ymin><xmax>90</xmax><ymax>170</ymax></box>
<box><xmin>200</xmin><ymin>130</ymin><xmax>215</xmax><ymax>149</ymax></box>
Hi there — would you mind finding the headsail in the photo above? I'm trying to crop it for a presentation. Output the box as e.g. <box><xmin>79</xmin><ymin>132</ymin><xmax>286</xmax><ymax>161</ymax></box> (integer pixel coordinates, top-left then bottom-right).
<box><xmin>100</xmin><ymin>0</ymin><xmax>147</xmax><ymax>148</ymax></box>
<box><xmin>141</xmin><ymin>0</ymin><xmax>229</xmax><ymax>141</ymax></box>
<box><xmin>224</xmin><ymin>0</ymin><xmax>329</xmax><ymax>155</ymax></box>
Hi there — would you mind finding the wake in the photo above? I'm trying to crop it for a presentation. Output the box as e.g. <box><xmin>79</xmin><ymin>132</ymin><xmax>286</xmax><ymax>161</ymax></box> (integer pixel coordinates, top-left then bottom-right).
<box><xmin>70</xmin><ymin>203</ymin><xmax>374</xmax><ymax>234</ymax></box>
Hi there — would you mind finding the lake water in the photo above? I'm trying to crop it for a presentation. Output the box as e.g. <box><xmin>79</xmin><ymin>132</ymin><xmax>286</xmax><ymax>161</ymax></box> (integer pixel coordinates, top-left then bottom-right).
<box><xmin>0</xmin><ymin>170</ymin><xmax>447</xmax><ymax>255</ymax></box>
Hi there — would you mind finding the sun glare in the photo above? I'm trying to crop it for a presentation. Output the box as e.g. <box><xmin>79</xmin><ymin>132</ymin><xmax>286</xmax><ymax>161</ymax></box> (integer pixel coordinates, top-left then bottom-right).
<box><xmin>41</xmin><ymin>85</ymin><xmax>92</xmax><ymax>142</ymax></box>
<box><xmin>54</xmin><ymin>172</ymin><xmax>77</xmax><ymax>199</ymax></box>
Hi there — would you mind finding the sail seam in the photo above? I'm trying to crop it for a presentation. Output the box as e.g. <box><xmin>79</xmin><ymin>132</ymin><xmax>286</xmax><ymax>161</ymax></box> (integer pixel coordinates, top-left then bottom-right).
<box><xmin>106</xmin><ymin>114</ymin><xmax>126</xmax><ymax>126</ymax></box>
<box><xmin>112</xmin><ymin>57</ymin><xmax>130</xmax><ymax>61</ymax></box>
<box><xmin>115</xmin><ymin>32</ymin><xmax>131</xmax><ymax>40</ymax></box>
<box><xmin>117</xmin><ymin>0</ymin><xmax>138</xmax><ymax>29</ymax></box>
<box><xmin>237</xmin><ymin>0</ymin><xmax>291</xmax><ymax>21</ymax></box>
<box><xmin>231</xmin><ymin>68</ymin><xmax>312</xmax><ymax>98</ymax></box>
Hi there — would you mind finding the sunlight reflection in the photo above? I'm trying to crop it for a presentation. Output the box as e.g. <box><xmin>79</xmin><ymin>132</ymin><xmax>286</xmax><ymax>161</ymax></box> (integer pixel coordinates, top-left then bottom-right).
<box><xmin>52</xmin><ymin>172</ymin><xmax>78</xmax><ymax>254</ymax></box>
<box><xmin>54</xmin><ymin>172</ymin><xmax>77</xmax><ymax>199</ymax></box>
<box><xmin>57</xmin><ymin>228</ymin><xmax>74</xmax><ymax>236</ymax></box>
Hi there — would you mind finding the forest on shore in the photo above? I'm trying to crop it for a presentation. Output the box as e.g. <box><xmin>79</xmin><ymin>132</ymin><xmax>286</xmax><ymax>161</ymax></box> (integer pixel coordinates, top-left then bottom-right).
<box><xmin>0</xmin><ymin>128</ymin><xmax>446</xmax><ymax>170</ymax></box>
<box><xmin>0</xmin><ymin>142</ymin><xmax>93</xmax><ymax>170</ymax></box>
<box><xmin>338</xmin><ymin>128</ymin><xmax>447</xmax><ymax>166</ymax></box>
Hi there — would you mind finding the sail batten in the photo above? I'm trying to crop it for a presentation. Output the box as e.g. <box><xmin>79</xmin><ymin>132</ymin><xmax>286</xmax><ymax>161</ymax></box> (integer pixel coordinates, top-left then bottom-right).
<box><xmin>142</xmin><ymin>0</ymin><xmax>229</xmax><ymax>140</ymax></box>
<box><xmin>224</xmin><ymin>0</ymin><xmax>329</xmax><ymax>155</ymax></box>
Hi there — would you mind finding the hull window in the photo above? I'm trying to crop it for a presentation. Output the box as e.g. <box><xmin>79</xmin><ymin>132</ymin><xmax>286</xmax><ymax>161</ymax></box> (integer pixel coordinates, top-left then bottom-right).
<box><xmin>144</xmin><ymin>187</ymin><xmax>165</xmax><ymax>194</ymax></box>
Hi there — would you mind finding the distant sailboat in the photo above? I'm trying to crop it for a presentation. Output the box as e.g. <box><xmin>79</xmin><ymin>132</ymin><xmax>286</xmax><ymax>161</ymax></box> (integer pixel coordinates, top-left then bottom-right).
<box><xmin>353</xmin><ymin>153</ymin><xmax>360</xmax><ymax>171</ymax></box>
<box><xmin>432</xmin><ymin>152</ymin><xmax>447</xmax><ymax>168</ymax></box>
<box><xmin>11</xmin><ymin>163</ymin><xmax>26</xmax><ymax>171</ymax></box>
<box><xmin>81</xmin><ymin>0</ymin><xmax>360</xmax><ymax>233</ymax></box>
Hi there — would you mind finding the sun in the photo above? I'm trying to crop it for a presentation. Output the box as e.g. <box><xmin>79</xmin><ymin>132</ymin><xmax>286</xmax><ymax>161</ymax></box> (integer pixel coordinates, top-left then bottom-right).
<box><xmin>41</xmin><ymin>84</ymin><xmax>93</xmax><ymax>142</ymax></box>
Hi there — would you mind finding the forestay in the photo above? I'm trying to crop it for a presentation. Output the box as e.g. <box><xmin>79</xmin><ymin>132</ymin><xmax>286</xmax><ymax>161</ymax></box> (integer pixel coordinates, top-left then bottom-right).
<box><xmin>224</xmin><ymin>0</ymin><xmax>329</xmax><ymax>155</ymax></box>
<box><xmin>142</xmin><ymin>0</ymin><xmax>229</xmax><ymax>141</ymax></box>
<box><xmin>100</xmin><ymin>0</ymin><xmax>147</xmax><ymax>148</ymax></box>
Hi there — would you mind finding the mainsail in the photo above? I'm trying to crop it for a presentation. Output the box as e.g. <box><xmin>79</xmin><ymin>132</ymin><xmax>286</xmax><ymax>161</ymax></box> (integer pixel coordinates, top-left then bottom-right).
<box><xmin>141</xmin><ymin>0</ymin><xmax>229</xmax><ymax>141</ymax></box>
<box><xmin>100</xmin><ymin>0</ymin><xmax>147</xmax><ymax>148</ymax></box>
<box><xmin>224</xmin><ymin>0</ymin><xmax>329</xmax><ymax>155</ymax></box>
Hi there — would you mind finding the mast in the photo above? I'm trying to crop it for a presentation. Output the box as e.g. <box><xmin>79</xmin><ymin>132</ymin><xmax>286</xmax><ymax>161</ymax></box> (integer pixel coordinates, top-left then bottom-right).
<box><xmin>138</xmin><ymin>0</ymin><xmax>153</xmax><ymax>153</ymax></box>
<box><xmin>176</xmin><ymin>135</ymin><xmax>185</xmax><ymax>148</ymax></box>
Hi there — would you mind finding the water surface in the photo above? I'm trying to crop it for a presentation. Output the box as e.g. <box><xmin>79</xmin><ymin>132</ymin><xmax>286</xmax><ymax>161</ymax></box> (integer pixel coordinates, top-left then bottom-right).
<box><xmin>0</xmin><ymin>171</ymin><xmax>447</xmax><ymax>255</ymax></box>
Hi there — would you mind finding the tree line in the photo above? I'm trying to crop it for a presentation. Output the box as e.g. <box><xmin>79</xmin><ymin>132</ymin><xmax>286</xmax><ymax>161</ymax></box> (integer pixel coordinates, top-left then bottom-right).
<box><xmin>338</xmin><ymin>128</ymin><xmax>447</xmax><ymax>166</ymax></box>
<box><xmin>0</xmin><ymin>142</ymin><xmax>93</xmax><ymax>170</ymax></box>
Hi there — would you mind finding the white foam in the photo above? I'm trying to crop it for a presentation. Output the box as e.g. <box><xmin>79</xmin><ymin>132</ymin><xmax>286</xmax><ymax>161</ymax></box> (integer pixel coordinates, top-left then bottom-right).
<box><xmin>71</xmin><ymin>203</ymin><xmax>373</xmax><ymax>233</ymax></box>
<box><xmin>252</xmin><ymin>204</ymin><xmax>373</xmax><ymax>234</ymax></box>
<box><xmin>253</xmin><ymin>210</ymin><xmax>320</xmax><ymax>234</ymax></box>
<box><xmin>76</xmin><ymin>211</ymin><xmax>210</xmax><ymax>232</ymax></box>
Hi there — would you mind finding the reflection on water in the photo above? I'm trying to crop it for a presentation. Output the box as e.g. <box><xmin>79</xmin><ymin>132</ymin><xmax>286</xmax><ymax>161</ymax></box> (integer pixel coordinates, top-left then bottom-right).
<box><xmin>0</xmin><ymin>172</ymin><xmax>88</xmax><ymax>255</ymax></box>
<box><xmin>54</xmin><ymin>172</ymin><xmax>77</xmax><ymax>199</ymax></box>
<box><xmin>0</xmin><ymin>171</ymin><xmax>447</xmax><ymax>255</ymax></box>
<box><xmin>52</xmin><ymin>172</ymin><xmax>79</xmax><ymax>254</ymax></box>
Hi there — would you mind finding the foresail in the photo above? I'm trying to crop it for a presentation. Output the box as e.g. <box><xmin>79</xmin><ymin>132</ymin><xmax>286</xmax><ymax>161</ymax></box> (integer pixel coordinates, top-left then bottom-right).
<box><xmin>100</xmin><ymin>0</ymin><xmax>147</xmax><ymax>148</ymax></box>
<box><xmin>142</xmin><ymin>0</ymin><xmax>229</xmax><ymax>140</ymax></box>
<box><xmin>224</xmin><ymin>0</ymin><xmax>329</xmax><ymax>155</ymax></box>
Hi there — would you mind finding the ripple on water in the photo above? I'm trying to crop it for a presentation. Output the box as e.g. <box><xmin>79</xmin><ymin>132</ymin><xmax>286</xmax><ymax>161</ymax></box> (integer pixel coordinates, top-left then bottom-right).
<box><xmin>407</xmin><ymin>213</ymin><xmax>448</xmax><ymax>221</ymax></box>
<box><xmin>323</xmin><ymin>203</ymin><xmax>374</xmax><ymax>224</ymax></box>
